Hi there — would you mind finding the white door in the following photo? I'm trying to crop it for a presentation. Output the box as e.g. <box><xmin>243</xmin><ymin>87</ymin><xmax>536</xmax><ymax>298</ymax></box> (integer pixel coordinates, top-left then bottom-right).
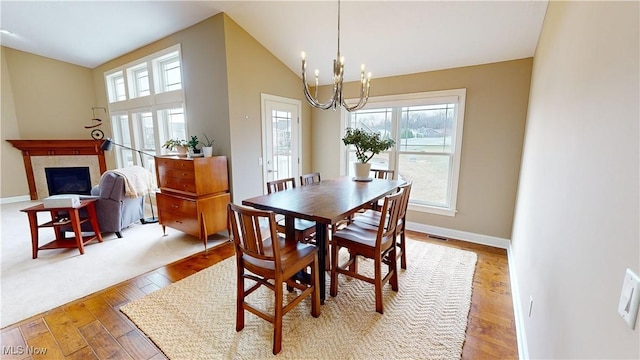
<box><xmin>261</xmin><ymin>94</ymin><xmax>302</xmax><ymax>187</ymax></box>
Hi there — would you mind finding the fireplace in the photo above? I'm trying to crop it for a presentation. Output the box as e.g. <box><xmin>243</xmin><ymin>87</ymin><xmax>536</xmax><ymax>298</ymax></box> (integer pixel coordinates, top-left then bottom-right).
<box><xmin>45</xmin><ymin>167</ymin><xmax>92</xmax><ymax>196</ymax></box>
<box><xmin>7</xmin><ymin>140</ymin><xmax>107</xmax><ymax>200</ymax></box>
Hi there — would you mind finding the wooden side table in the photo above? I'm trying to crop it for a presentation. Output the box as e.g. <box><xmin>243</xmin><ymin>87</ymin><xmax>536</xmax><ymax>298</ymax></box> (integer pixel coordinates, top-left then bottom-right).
<box><xmin>20</xmin><ymin>199</ymin><xmax>103</xmax><ymax>258</ymax></box>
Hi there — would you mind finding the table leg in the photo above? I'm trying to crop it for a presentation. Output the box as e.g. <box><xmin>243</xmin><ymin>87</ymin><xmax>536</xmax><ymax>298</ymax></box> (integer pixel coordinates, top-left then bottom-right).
<box><xmin>315</xmin><ymin>222</ymin><xmax>327</xmax><ymax>303</ymax></box>
<box><xmin>85</xmin><ymin>202</ymin><xmax>103</xmax><ymax>243</ymax></box>
<box><xmin>26</xmin><ymin>212</ymin><xmax>39</xmax><ymax>259</ymax></box>
<box><xmin>68</xmin><ymin>209</ymin><xmax>84</xmax><ymax>255</ymax></box>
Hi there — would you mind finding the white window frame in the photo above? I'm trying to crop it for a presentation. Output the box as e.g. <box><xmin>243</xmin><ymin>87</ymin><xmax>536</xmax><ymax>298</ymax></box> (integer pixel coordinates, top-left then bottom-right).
<box><xmin>342</xmin><ymin>89</ymin><xmax>466</xmax><ymax>216</ymax></box>
<box><xmin>104</xmin><ymin>44</ymin><xmax>186</xmax><ymax>170</ymax></box>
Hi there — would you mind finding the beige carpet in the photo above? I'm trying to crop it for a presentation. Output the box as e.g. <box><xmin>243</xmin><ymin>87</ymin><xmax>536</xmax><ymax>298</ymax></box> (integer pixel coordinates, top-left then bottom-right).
<box><xmin>121</xmin><ymin>239</ymin><xmax>477</xmax><ymax>359</ymax></box>
<box><xmin>0</xmin><ymin>200</ymin><xmax>226</xmax><ymax>328</ymax></box>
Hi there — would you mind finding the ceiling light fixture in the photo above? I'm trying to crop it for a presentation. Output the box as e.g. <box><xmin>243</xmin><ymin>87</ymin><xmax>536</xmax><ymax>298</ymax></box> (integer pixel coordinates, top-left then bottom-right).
<box><xmin>301</xmin><ymin>0</ymin><xmax>371</xmax><ymax>112</ymax></box>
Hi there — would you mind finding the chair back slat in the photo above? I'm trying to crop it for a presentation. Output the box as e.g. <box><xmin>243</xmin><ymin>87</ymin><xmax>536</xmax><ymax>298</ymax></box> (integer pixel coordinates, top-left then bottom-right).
<box><xmin>228</xmin><ymin>203</ymin><xmax>280</xmax><ymax>264</ymax></box>
<box><xmin>398</xmin><ymin>181</ymin><xmax>412</xmax><ymax>220</ymax></box>
<box><xmin>300</xmin><ymin>172</ymin><xmax>321</xmax><ymax>186</ymax></box>
<box><xmin>266</xmin><ymin>177</ymin><xmax>296</xmax><ymax>194</ymax></box>
<box><xmin>370</xmin><ymin>169</ymin><xmax>395</xmax><ymax>180</ymax></box>
<box><xmin>376</xmin><ymin>188</ymin><xmax>404</xmax><ymax>248</ymax></box>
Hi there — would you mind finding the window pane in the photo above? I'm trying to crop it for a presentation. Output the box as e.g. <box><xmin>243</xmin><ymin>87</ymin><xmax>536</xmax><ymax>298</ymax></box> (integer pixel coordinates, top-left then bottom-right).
<box><xmin>157</xmin><ymin>107</ymin><xmax>187</xmax><ymax>148</ymax></box>
<box><xmin>349</xmin><ymin>108</ymin><xmax>393</xmax><ymax>138</ymax></box>
<box><xmin>106</xmin><ymin>71</ymin><xmax>126</xmax><ymax>103</ymax></box>
<box><xmin>127</xmin><ymin>63</ymin><xmax>150</xmax><ymax>98</ymax></box>
<box><xmin>399</xmin><ymin>104</ymin><xmax>456</xmax><ymax>153</ymax></box>
<box><xmin>398</xmin><ymin>153</ymin><xmax>451</xmax><ymax>207</ymax></box>
<box><xmin>112</xmin><ymin>114</ymin><xmax>134</xmax><ymax>167</ymax></box>
<box><xmin>134</xmin><ymin>111</ymin><xmax>155</xmax><ymax>153</ymax></box>
<box><xmin>155</xmin><ymin>51</ymin><xmax>182</xmax><ymax>93</ymax></box>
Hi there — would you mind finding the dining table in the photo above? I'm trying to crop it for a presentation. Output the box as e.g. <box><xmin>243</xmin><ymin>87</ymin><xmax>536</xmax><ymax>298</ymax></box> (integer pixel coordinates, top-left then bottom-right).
<box><xmin>242</xmin><ymin>176</ymin><xmax>403</xmax><ymax>302</ymax></box>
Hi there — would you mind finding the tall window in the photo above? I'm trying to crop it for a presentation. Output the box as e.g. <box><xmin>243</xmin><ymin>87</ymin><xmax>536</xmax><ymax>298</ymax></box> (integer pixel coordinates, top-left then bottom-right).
<box><xmin>343</xmin><ymin>89</ymin><xmax>466</xmax><ymax>216</ymax></box>
<box><xmin>104</xmin><ymin>44</ymin><xmax>186</xmax><ymax>172</ymax></box>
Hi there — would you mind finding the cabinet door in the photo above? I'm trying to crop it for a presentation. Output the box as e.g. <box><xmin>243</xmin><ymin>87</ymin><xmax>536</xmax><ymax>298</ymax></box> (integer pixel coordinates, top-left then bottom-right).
<box><xmin>199</xmin><ymin>192</ymin><xmax>231</xmax><ymax>236</ymax></box>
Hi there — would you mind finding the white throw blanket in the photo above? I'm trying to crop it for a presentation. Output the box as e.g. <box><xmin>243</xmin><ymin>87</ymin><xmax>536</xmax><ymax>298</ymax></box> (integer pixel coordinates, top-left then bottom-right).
<box><xmin>105</xmin><ymin>165</ymin><xmax>154</xmax><ymax>198</ymax></box>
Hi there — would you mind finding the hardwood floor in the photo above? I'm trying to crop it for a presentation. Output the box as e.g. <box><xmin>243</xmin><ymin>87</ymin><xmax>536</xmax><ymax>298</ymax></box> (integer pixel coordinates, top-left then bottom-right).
<box><xmin>0</xmin><ymin>231</ymin><xmax>518</xmax><ymax>359</ymax></box>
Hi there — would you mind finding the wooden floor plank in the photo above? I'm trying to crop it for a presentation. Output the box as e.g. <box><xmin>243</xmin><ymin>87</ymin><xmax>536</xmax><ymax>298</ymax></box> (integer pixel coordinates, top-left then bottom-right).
<box><xmin>0</xmin><ymin>233</ymin><xmax>518</xmax><ymax>359</ymax></box>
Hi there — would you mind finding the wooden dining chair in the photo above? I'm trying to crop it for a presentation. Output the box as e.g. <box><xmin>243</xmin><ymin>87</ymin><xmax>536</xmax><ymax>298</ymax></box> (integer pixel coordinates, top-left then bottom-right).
<box><xmin>370</xmin><ymin>169</ymin><xmax>395</xmax><ymax>180</ymax></box>
<box><xmin>228</xmin><ymin>203</ymin><xmax>321</xmax><ymax>355</ymax></box>
<box><xmin>364</xmin><ymin>169</ymin><xmax>396</xmax><ymax>210</ymax></box>
<box><xmin>266</xmin><ymin>178</ymin><xmax>316</xmax><ymax>243</ymax></box>
<box><xmin>299</xmin><ymin>172</ymin><xmax>321</xmax><ymax>185</ymax></box>
<box><xmin>354</xmin><ymin>181</ymin><xmax>412</xmax><ymax>269</ymax></box>
<box><xmin>330</xmin><ymin>188</ymin><xmax>404</xmax><ymax>314</ymax></box>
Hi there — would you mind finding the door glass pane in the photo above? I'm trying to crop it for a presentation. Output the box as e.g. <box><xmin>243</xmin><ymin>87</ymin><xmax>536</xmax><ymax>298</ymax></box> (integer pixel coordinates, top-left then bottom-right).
<box><xmin>271</xmin><ymin>109</ymin><xmax>292</xmax><ymax>179</ymax></box>
<box><xmin>398</xmin><ymin>153</ymin><xmax>451</xmax><ymax>207</ymax></box>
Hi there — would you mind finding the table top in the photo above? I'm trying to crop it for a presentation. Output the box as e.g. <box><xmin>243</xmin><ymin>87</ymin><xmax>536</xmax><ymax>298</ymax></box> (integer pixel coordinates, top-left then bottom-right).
<box><xmin>20</xmin><ymin>198</ymin><xmax>97</xmax><ymax>213</ymax></box>
<box><xmin>242</xmin><ymin>176</ymin><xmax>403</xmax><ymax>224</ymax></box>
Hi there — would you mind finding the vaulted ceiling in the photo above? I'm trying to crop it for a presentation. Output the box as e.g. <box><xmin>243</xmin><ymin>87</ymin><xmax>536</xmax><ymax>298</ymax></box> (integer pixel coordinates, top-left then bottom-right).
<box><xmin>0</xmin><ymin>1</ymin><xmax>548</xmax><ymax>85</ymax></box>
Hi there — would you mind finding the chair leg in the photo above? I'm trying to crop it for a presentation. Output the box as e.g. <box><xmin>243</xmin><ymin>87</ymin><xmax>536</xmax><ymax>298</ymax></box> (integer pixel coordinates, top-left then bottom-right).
<box><xmin>330</xmin><ymin>243</ymin><xmax>339</xmax><ymax>297</ymax></box>
<box><xmin>236</xmin><ymin>273</ymin><xmax>245</xmax><ymax>332</ymax></box>
<box><xmin>400</xmin><ymin>231</ymin><xmax>407</xmax><ymax>270</ymax></box>
<box><xmin>375</xmin><ymin>255</ymin><xmax>384</xmax><ymax>314</ymax></box>
<box><xmin>115</xmin><ymin>231</ymin><xmax>122</xmax><ymax>238</ymax></box>
<box><xmin>273</xmin><ymin>278</ymin><xmax>284</xmax><ymax>355</ymax></box>
<box><xmin>390</xmin><ymin>247</ymin><xmax>399</xmax><ymax>292</ymax></box>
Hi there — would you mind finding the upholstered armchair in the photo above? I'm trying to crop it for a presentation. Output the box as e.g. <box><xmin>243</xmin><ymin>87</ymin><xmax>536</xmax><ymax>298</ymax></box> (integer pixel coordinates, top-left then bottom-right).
<box><xmin>61</xmin><ymin>170</ymin><xmax>146</xmax><ymax>238</ymax></box>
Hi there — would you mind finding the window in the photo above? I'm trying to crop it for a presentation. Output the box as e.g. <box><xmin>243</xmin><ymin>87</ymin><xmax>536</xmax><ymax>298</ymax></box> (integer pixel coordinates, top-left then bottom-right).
<box><xmin>343</xmin><ymin>89</ymin><xmax>466</xmax><ymax>216</ymax></box>
<box><xmin>104</xmin><ymin>45</ymin><xmax>186</xmax><ymax>172</ymax></box>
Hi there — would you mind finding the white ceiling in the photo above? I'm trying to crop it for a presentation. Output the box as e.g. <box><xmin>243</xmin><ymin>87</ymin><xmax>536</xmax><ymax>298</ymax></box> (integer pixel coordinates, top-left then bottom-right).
<box><xmin>0</xmin><ymin>1</ymin><xmax>548</xmax><ymax>85</ymax></box>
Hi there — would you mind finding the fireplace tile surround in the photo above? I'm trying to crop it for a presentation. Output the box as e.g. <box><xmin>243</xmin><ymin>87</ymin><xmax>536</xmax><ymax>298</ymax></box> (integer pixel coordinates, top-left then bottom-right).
<box><xmin>7</xmin><ymin>140</ymin><xmax>107</xmax><ymax>200</ymax></box>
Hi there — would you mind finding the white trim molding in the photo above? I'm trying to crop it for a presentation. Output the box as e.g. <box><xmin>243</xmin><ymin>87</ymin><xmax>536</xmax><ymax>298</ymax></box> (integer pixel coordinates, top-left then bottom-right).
<box><xmin>406</xmin><ymin>221</ymin><xmax>510</xmax><ymax>249</ymax></box>
<box><xmin>0</xmin><ymin>195</ymin><xmax>31</xmax><ymax>204</ymax></box>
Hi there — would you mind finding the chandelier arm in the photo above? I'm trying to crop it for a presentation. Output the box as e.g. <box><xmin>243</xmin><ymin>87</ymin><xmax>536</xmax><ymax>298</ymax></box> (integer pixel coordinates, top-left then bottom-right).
<box><xmin>342</xmin><ymin>79</ymin><xmax>371</xmax><ymax>112</ymax></box>
<box><xmin>302</xmin><ymin>60</ymin><xmax>339</xmax><ymax>110</ymax></box>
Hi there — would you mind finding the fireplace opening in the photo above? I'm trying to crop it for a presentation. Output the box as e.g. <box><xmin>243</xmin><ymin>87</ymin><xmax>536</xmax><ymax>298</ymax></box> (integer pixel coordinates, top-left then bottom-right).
<box><xmin>45</xmin><ymin>167</ymin><xmax>92</xmax><ymax>196</ymax></box>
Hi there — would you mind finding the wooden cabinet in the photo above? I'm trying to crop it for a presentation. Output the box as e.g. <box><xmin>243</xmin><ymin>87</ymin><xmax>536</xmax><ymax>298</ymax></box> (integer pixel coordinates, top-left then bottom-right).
<box><xmin>155</xmin><ymin>156</ymin><xmax>230</xmax><ymax>241</ymax></box>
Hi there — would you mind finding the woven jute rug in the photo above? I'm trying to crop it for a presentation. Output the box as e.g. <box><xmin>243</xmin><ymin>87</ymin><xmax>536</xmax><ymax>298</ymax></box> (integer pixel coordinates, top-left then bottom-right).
<box><xmin>120</xmin><ymin>239</ymin><xmax>477</xmax><ymax>359</ymax></box>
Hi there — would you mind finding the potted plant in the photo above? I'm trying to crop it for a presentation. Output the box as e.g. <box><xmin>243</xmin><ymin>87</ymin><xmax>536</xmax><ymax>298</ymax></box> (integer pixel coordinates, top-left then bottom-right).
<box><xmin>342</xmin><ymin>127</ymin><xmax>395</xmax><ymax>181</ymax></box>
<box><xmin>187</xmin><ymin>135</ymin><xmax>200</xmax><ymax>155</ymax></box>
<box><xmin>199</xmin><ymin>134</ymin><xmax>215</xmax><ymax>157</ymax></box>
<box><xmin>162</xmin><ymin>139</ymin><xmax>188</xmax><ymax>156</ymax></box>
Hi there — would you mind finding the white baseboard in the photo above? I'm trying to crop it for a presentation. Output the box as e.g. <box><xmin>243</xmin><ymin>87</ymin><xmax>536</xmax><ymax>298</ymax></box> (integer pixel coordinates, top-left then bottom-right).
<box><xmin>0</xmin><ymin>195</ymin><xmax>31</xmax><ymax>204</ymax></box>
<box><xmin>406</xmin><ymin>220</ymin><xmax>526</xmax><ymax>360</ymax></box>
<box><xmin>406</xmin><ymin>221</ymin><xmax>511</xmax><ymax>249</ymax></box>
<box><xmin>507</xmin><ymin>244</ymin><xmax>528</xmax><ymax>360</ymax></box>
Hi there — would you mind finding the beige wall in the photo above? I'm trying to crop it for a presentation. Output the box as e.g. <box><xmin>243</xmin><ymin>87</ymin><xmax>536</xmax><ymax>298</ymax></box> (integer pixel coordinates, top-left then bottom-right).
<box><xmin>1</xmin><ymin>48</ymin><xmax>29</xmax><ymax>198</ymax></box>
<box><xmin>512</xmin><ymin>1</ymin><xmax>639</xmax><ymax>358</ymax></box>
<box><xmin>223</xmin><ymin>14</ymin><xmax>312</xmax><ymax>202</ymax></box>
<box><xmin>1</xmin><ymin>47</ymin><xmax>96</xmax><ymax>198</ymax></box>
<box><xmin>313</xmin><ymin>59</ymin><xmax>533</xmax><ymax>240</ymax></box>
<box><xmin>92</xmin><ymin>14</ymin><xmax>231</xmax><ymax>172</ymax></box>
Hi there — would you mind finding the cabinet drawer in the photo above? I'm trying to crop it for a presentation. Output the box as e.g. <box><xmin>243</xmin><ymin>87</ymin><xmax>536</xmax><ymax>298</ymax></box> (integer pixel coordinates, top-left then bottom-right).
<box><xmin>159</xmin><ymin>177</ymin><xmax>197</xmax><ymax>195</ymax></box>
<box><xmin>157</xmin><ymin>167</ymin><xmax>196</xmax><ymax>182</ymax></box>
<box><xmin>156</xmin><ymin>193</ymin><xmax>199</xmax><ymax>237</ymax></box>
<box><xmin>157</xmin><ymin>193</ymin><xmax>197</xmax><ymax>217</ymax></box>
<box><xmin>156</xmin><ymin>158</ymin><xmax>195</xmax><ymax>172</ymax></box>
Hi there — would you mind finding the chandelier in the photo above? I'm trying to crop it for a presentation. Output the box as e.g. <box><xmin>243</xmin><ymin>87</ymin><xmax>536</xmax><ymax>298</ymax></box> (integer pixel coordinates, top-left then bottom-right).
<box><xmin>301</xmin><ymin>0</ymin><xmax>371</xmax><ymax>112</ymax></box>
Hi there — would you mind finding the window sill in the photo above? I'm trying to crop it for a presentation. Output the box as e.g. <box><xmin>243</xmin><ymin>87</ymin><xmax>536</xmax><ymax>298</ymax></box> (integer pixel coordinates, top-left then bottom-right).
<box><xmin>408</xmin><ymin>203</ymin><xmax>457</xmax><ymax>217</ymax></box>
